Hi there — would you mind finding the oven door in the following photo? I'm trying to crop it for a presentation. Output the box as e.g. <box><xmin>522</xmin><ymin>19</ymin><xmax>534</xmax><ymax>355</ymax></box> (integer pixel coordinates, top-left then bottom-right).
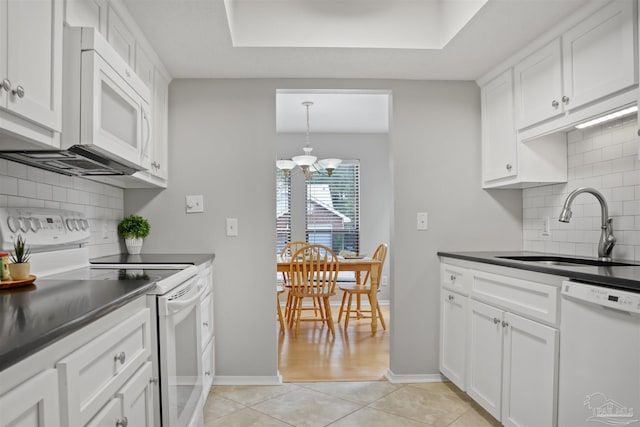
<box><xmin>158</xmin><ymin>276</ymin><xmax>206</xmax><ymax>427</ymax></box>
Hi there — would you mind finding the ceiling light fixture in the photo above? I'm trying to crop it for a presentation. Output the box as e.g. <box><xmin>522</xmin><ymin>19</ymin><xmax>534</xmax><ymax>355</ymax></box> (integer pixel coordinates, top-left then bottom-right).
<box><xmin>575</xmin><ymin>105</ymin><xmax>638</xmax><ymax>129</ymax></box>
<box><xmin>276</xmin><ymin>101</ymin><xmax>341</xmax><ymax>179</ymax></box>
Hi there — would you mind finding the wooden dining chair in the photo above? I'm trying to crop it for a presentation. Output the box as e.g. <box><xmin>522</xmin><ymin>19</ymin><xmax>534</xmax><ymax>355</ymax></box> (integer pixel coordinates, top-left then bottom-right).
<box><xmin>279</xmin><ymin>241</ymin><xmax>322</xmax><ymax>321</ymax></box>
<box><xmin>338</xmin><ymin>243</ymin><xmax>388</xmax><ymax>332</ymax></box>
<box><xmin>288</xmin><ymin>244</ymin><xmax>339</xmax><ymax>337</ymax></box>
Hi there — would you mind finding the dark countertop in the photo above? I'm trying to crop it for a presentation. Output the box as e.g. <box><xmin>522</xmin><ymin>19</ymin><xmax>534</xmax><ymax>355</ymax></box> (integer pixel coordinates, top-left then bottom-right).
<box><xmin>90</xmin><ymin>253</ymin><xmax>215</xmax><ymax>266</ymax></box>
<box><xmin>0</xmin><ymin>278</ymin><xmax>156</xmax><ymax>372</ymax></box>
<box><xmin>438</xmin><ymin>251</ymin><xmax>640</xmax><ymax>293</ymax></box>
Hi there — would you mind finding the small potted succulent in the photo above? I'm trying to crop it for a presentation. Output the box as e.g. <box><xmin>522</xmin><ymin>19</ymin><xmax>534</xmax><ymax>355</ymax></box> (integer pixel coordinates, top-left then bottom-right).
<box><xmin>117</xmin><ymin>215</ymin><xmax>150</xmax><ymax>255</ymax></box>
<box><xmin>9</xmin><ymin>235</ymin><xmax>32</xmax><ymax>280</ymax></box>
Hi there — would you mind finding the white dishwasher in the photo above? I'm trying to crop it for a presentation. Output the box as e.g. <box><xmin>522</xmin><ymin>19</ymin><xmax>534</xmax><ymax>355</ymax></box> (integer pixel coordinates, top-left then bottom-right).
<box><xmin>558</xmin><ymin>280</ymin><xmax>640</xmax><ymax>427</ymax></box>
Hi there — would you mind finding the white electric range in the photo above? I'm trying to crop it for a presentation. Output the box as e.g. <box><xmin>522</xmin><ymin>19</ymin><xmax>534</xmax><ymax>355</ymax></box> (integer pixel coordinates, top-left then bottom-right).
<box><xmin>0</xmin><ymin>207</ymin><xmax>208</xmax><ymax>427</ymax></box>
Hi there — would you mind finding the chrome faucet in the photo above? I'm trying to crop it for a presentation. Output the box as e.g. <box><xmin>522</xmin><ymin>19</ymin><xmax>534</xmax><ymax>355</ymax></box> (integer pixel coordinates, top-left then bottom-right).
<box><xmin>558</xmin><ymin>187</ymin><xmax>616</xmax><ymax>261</ymax></box>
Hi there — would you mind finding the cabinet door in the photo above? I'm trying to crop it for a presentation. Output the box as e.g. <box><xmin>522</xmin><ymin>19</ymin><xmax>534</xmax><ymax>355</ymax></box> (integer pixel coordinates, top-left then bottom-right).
<box><xmin>439</xmin><ymin>289</ymin><xmax>467</xmax><ymax>391</ymax></box>
<box><xmin>134</xmin><ymin>44</ymin><xmax>154</xmax><ymax>89</ymax></box>
<box><xmin>562</xmin><ymin>0</ymin><xmax>637</xmax><ymax>110</ymax></box>
<box><xmin>514</xmin><ymin>39</ymin><xmax>563</xmax><ymax>129</ymax></box>
<box><xmin>64</xmin><ymin>0</ymin><xmax>107</xmax><ymax>33</ymax></box>
<box><xmin>152</xmin><ymin>68</ymin><xmax>169</xmax><ymax>180</ymax></box>
<box><xmin>117</xmin><ymin>362</ymin><xmax>154</xmax><ymax>427</ymax></box>
<box><xmin>5</xmin><ymin>0</ymin><xmax>62</xmax><ymax>132</ymax></box>
<box><xmin>85</xmin><ymin>397</ymin><xmax>121</xmax><ymax>427</ymax></box>
<box><xmin>467</xmin><ymin>299</ymin><xmax>503</xmax><ymax>420</ymax></box>
<box><xmin>0</xmin><ymin>369</ymin><xmax>60</xmax><ymax>427</ymax></box>
<box><xmin>481</xmin><ymin>69</ymin><xmax>517</xmax><ymax>184</ymax></box>
<box><xmin>201</xmin><ymin>292</ymin><xmax>213</xmax><ymax>350</ymax></box>
<box><xmin>502</xmin><ymin>312</ymin><xmax>558</xmax><ymax>427</ymax></box>
<box><xmin>107</xmin><ymin>5</ymin><xmax>135</xmax><ymax>66</ymax></box>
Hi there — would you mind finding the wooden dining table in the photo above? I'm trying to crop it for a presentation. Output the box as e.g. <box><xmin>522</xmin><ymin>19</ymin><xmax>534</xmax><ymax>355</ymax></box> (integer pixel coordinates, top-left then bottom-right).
<box><xmin>277</xmin><ymin>256</ymin><xmax>383</xmax><ymax>333</ymax></box>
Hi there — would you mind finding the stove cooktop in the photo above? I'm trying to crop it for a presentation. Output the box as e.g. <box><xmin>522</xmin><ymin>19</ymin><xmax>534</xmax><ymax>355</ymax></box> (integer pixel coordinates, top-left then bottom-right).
<box><xmin>47</xmin><ymin>267</ymin><xmax>180</xmax><ymax>282</ymax></box>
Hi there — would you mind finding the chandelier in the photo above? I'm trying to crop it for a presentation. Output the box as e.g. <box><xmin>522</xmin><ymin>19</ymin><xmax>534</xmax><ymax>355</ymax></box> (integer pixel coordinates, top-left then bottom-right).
<box><xmin>276</xmin><ymin>101</ymin><xmax>342</xmax><ymax>180</ymax></box>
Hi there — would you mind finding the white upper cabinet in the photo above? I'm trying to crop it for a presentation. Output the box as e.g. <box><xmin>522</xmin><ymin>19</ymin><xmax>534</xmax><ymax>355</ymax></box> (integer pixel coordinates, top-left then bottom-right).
<box><xmin>562</xmin><ymin>0</ymin><xmax>637</xmax><ymax>111</ymax></box>
<box><xmin>64</xmin><ymin>0</ymin><xmax>107</xmax><ymax>33</ymax></box>
<box><xmin>0</xmin><ymin>0</ymin><xmax>62</xmax><ymax>147</ymax></box>
<box><xmin>135</xmin><ymin>43</ymin><xmax>155</xmax><ymax>89</ymax></box>
<box><xmin>107</xmin><ymin>4</ymin><xmax>135</xmax><ymax>66</ymax></box>
<box><xmin>481</xmin><ymin>69</ymin><xmax>518</xmax><ymax>183</ymax></box>
<box><xmin>509</xmin><ymin>0</ymin><xmax>637</xmax><ymax>133</ymax></box>
<box><xmin>514</xmin><ymin>40</ymin><xmax>563</xmax><ymax>129</ymax></box>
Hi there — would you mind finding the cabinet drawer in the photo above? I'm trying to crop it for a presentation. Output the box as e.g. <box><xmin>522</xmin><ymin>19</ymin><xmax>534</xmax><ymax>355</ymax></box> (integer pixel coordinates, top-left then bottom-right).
<box><xmin>441</xmin><ymin>264</ymin><xmax>471</xmax><ymax>295</ymax></box>
<box><xmin>57</xmin><ymin>308</ymin><xmax>151</xmax><ymax>426</ymax></box>
<box><xmin>471</xmin><ymin>270</ymin><xmax>558</xmax><ymax>325</ymax></box>
<box><xmin>201</xmin><ymin>291</ymin><xmax>213</xmax><ymax>350</ymax></box>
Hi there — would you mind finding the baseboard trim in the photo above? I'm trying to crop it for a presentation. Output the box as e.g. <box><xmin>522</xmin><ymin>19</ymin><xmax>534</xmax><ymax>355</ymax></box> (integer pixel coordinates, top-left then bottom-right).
<box><xmin>385</xmin><ymin>370</ymin><xmax>446</xmax><ymax>384</ymax></box>
<box><xmin>213</xmin><ymin>374</ymin><xmax>283</xmax><ymax>386</ymax></box>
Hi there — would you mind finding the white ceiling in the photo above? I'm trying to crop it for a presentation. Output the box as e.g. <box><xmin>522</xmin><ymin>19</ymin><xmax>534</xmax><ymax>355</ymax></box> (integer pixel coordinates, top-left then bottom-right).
<box><xmin>123</xmin><ymin>0</ymin><xmax>590</xmax><ymax>80</ymax></box>
<box><xmin>276</xmin><ymin>91</ymin><xmax>390</xmax><ymax>133</ymax></box>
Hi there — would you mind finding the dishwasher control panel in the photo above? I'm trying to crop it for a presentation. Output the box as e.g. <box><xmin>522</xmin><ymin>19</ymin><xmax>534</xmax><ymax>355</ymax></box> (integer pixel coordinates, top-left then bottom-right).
<box><xmin>562</xmin><ymin>280</ymin><xmax>640</xmax><ymax>314</ymax></box>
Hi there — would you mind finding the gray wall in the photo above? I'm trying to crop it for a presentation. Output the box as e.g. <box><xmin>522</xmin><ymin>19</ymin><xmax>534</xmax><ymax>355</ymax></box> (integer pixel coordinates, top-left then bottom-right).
<box><xmin>278</xmin><ymin>132</ymin><xmax>392</xmax><ymax>301</ymax></box>
<box><xmin>126</xmin><ymin>78</ymin><xmax>523</xmax><ymax>380</ymax></box>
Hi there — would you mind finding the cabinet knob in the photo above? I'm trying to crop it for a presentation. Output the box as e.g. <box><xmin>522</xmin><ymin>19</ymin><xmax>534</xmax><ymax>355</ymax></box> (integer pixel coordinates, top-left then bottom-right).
<box><xmin>637</xmin><ymin>129</ymin><xmax>640</xmax><ymax>137</ymax></box>
<box><xmin>448</xmin><ymin>294</ymin><xmax>454</xmax><ymax>301</ymax></box>
<box><xmin>506</xmin><ymin>163</ymin><xmax>512</xmax><ymax>171</ymax></box>
<box><xmin>502</xmin><ymin>320</ymin><xmax>509</xmax><ymax>328</ymax></box>
<box><xmin>205</xmin><ymin>370</ymin><xmax>211</xmax><ymax>376</ymax></box>
<box><xmin>11</xmin><ymin>85</ymin><xmax>24</xmax><ymax>98</ymax></box>
<box><xmin>149</xmin><ymin>377</ymin><xmax>158</xmax><ymax>385</ymax></box>
<box><xmin>114</xmin><ymin>351</ymin><xmax>126</xmax><ymax>365</ymax></box>
<box><xmin>1</xmin><ymin>79</ymin><xmax>11</xmax><ymax>92</ymax></box>
<box><xmin>450</xmin><ymin>275</ymin><xmax>456</xmax><ymax>282</ymax></box>
<box><xmin>203</xmin><ymin>321</ymin><xmax>209</xmax><ymax>327</ymax></box>
<box><xmin>116</xmin><ymin>417</ymin><xmax>128</xmax><ymax>427</ymax></box>
<box><xmin>551</xmin><ymin>100</ymin><xmax>559</xmax><ymax>108</ymax></box>
<box><xmin>562</xmin><ymin>96</ymin><xmax>570</xmax><ymax>105</ymax></box>
<box><xmin>493</xmin><ymin>317</ymin><xmax>500</xmax><ymax>325</ymax></box>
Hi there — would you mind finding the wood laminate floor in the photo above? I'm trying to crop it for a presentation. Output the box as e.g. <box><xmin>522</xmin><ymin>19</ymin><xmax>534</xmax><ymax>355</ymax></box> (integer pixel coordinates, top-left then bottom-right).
<box><xmin>277</xmin><ymin>304</ymin><xmax>390</xmax><ymax>382</ymax></box>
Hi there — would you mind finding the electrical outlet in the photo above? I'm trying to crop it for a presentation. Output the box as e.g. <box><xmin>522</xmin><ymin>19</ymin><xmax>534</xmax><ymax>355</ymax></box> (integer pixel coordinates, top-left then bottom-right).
<box><xmin>186</xmin><ymin>195</ymin><xmax>204</xmax><ymax>213</ymax></box>
<box><xmin>381</xmin><ymin>275</ymin><xmax>389</xmax><ymax>287</ymax></box>
<box><xmin>417</xmin><ymin>212</ymin><xmax>428</xmax><ymax>230</ymax></box>
<box><xmin>226</xmin><ymin>218</ymin><xmax>238</xmax><ymax>236</ymax></box>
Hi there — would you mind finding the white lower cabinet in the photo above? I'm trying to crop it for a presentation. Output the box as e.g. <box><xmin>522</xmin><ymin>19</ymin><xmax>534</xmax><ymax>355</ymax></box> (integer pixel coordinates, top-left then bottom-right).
<box><xmin>116</xmin><ymin>362</ymin><xmax>154</xmax><ymax>427</ymax></box>
<box><xmin>440</xmin><ymin>288</ymin><xmax>468</xmax><ymax>391</ymax></box>
<box><xmin>467</xmin><ymin>299</ymin><xmax>559</xmax><ymax>427</ymax></box>
<box><xmin>0</xmin><ymin>369</ymin><xmax>60</xmax><ymax>427</ymax></box>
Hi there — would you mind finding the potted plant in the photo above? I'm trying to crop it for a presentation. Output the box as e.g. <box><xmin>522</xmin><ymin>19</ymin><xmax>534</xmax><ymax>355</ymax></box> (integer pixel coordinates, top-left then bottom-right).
<box><xmin>118</xmin><ymin>215</ymin><xmax>150</xmax><ymax>255</ymax></box>
<box><xmin>9</xmin><ymin>235</ymin><xmax>31</xmax><ymax>280</ymax></box>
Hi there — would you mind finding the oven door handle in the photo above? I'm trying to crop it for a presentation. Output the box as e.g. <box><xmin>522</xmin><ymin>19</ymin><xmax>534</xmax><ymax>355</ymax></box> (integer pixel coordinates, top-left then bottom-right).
<box><xmin>165</xmin><ymin>283</ymin><xmax>207</xmax><ymax>312</ymax></box>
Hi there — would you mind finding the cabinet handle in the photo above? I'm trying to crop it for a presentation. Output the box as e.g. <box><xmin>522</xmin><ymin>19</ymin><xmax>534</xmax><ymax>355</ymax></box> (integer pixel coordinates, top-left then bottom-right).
<box><xmin>116</xmin><ymin>417</ymin><xmax>128</xmax><ymax>427</ymax></box>
<box><xmin>11</xmin><ymin>85</ymin><xmax>24</xmax><ymax>98</ymax></box>
<box><xmin>551</xmin><ymin>100</ymin><xmax>559</xmax><ymax>108</ymax></box>
<box><xmin>150</xmin><ymin>377</ymin><xmax>158</xmax><ymax>385</ymax></box>
<box><xmin>562</xmin><ymin>96</ymin><xmax>570</xmax><ymax>105</ymax></box>
<box><xmin>448</xmin><ymin>294</ymin><xmax>454</xmax><ymax>301</ymax></box>
<box><xmin>493</xmin><ymin>317</ymin><xmax>500</xmax><ymax>325</ymax></box>
<box><xmin>636</xmin><ymin>129</ymin><xmax>640</xmax><ymax>137</ymax></box>
<box><xmin>506</xmin><ymin>163</ymin><xmax>512</xmax><ymax>171</ymax></box>
<box><xmin>114</xmin><ymin>351</ymin><xmax>126</xmax><ymax>365</ymax></box>
<box><xmin>1</xmin><ymin>79</ymin><xmax>11</xmax><ymax>92</ymax></box>
<box><xmin>450</xmin><ymin>275</ymin><xmax>456</xmax><ymax>282</ymax></box>
<box><xmin>203</xmin><ymin>321</ymin><xmax>209</xmax><ymax>327</ymax></box>
<box><xmin>205</xmin><ymin>370</ymin><xmax>211</xmax><ymax>376</ymax></box>
<box><xmin>502</xmin><ymin>320</ymin><xmax>509</xmax><ymax>328</ymax></box>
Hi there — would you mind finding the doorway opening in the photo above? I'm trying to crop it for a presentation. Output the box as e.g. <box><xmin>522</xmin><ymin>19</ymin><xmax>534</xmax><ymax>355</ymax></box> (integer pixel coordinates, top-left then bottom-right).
<box><xmin>275</xmin><ymin>89</ymin><xmax>392</xmax><ymax>382</ymax></box>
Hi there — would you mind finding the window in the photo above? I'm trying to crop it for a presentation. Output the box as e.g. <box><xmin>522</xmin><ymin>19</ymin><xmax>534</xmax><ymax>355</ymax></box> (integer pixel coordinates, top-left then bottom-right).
<box><xmin>276</xmin><ymin>169</ymin><xmax>291</xmax><ymax>254</ymax></box>
<box><xmin>306</xmin><ymin>161</ymin><xmax>360</xmax><ymax>254</ymax></box>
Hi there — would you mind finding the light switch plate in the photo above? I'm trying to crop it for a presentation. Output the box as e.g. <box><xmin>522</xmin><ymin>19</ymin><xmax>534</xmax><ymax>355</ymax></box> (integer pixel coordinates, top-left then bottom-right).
<box><xmin>186</xmin><ymin>195</ymin><xmax>204</xmax><ymax>213</ymax></box>
<box><xmin>226</xmin><ymin>218</ymin><xmax>238</xmax><ymax>236</ymax></box>
<box><xmin>542</xmin><ymin>216</ymin><xmax>551</xmax><ymax>236</ymax></box>
<box><xmin>417</xmin><ymin>212</ymin><xmax>428</xmax><ymax>230</ymax></box>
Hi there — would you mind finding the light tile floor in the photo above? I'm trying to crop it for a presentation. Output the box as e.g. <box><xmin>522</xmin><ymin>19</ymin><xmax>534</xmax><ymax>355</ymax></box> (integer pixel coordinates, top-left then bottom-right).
<box><xmin>204</xmin><ymin>381</ymin><xmax>501</xmax><ymax>427</ymax></box>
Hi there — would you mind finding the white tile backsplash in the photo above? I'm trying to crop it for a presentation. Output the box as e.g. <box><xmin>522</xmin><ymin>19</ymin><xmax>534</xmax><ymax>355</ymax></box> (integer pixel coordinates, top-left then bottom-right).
<box><xmin>523</xmin><ymin>115</ymin><xmax>640</xmax><ymax>260</ymax></box>
<box><xmin>0</xmin><ymin>158</ymin><xmax>123</xmax><ymax>258</ymax></box>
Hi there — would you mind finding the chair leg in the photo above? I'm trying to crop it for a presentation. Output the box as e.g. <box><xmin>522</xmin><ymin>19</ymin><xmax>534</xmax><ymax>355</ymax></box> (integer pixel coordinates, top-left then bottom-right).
<box><xmin>285</xmin><ymin>291</ymin><xmax>293</xmax><ymax>319</ymax></box>
<box><xmin>338</xmin><ymin>291</ymin><xmax>348</xmax><ymax>322</ymax></box>
<box><xmin>288</xmin><ymin>296</ymin><xmax>297</xmax><ymax>328</ymax></box>
<box><xmin>315</xmin><ymin>296</ymin><xmax>325</xmax><ymax>321</ymax></box>
<box><xmin>377</xmin><ymin>301</ymin><xmax>386</xmax><ymax>330</ymax></box>
<box><xmin>323</xmin><ymin>296</ymin><xmax>335</xmax><ymax>337</ymax></box>
<box><xmin>295</xmin><ymin>297</ymin><xmax>303</xmax><ymax>336</ymax></box>
<box><xmin>277</xmin><ymin>294</ymin><xmax>285</xmax><ymax>334</ymax></box>
<box><xmin>344</xmin><ymin>292</ymin><xmax>353</xmax><ymax>329</ymax></box>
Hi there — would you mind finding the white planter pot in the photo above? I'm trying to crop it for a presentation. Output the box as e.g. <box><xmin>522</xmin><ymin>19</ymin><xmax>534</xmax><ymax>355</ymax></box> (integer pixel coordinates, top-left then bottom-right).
<box><xmin>125</xmin><ymin>238</ymin><xmax>144</xmax><ymax>255</ymax></box>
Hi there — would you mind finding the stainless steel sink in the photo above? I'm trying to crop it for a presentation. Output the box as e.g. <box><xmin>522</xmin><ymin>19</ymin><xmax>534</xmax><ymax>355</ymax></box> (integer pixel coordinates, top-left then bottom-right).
<box><xmin>497</xmin><ymin>255</ymin><xmax>639</xmax><ymax>267</ymax></box>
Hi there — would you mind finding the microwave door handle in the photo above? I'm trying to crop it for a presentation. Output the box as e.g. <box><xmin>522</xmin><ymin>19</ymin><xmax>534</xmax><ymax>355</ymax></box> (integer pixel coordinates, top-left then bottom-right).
<box><xmin>142</xmin><ymin>107</ymin><xmax>151</xmax><ymax>158</ymax></box>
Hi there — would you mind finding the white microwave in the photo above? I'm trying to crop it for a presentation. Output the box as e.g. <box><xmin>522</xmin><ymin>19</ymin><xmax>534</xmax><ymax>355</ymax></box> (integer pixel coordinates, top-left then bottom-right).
<box><xmin>62</xmin><ymin>27</ymin><xmax>152</xmax><ymax>170</ymax></box>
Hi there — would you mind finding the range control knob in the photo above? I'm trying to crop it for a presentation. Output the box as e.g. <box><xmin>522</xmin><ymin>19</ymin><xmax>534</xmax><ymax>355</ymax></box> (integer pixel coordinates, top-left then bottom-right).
<box><xmin>79</xmin><ymin>219</ymin><xmax>89</xmax><ymax>230</ymax></box>
<box><xmin>18</xmin><ymin>217</ymin><xmax>28</xmax><ymax>233</ymax></box>
<box><xmin>29</xmin><ymin>217</ymin><xmax>42</xmax><ymax>232</ymax></box>
<box><xmin>7</xmin><ymin>216</ymin><xmax>19</xmax><ymax>233</ymax></box>
<box><xmin>65</xmin><ymin>218</ymin><xmax>77</xmax><ymax>231</ymax></box>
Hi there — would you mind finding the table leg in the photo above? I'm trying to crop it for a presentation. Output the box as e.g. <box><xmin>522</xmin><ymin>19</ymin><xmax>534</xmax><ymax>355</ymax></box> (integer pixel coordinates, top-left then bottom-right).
<box><xmin>369</xmin><ymin>266</ymin><xmax>379</xmax><ymax>334</ymax></box>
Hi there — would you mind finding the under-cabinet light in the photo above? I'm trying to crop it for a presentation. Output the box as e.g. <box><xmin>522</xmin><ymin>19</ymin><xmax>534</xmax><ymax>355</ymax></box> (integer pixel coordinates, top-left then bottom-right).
<box><xmin>575</xmin><ymin>106</ymin><xmax>638</xmax><ymax>129</ymax></box>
